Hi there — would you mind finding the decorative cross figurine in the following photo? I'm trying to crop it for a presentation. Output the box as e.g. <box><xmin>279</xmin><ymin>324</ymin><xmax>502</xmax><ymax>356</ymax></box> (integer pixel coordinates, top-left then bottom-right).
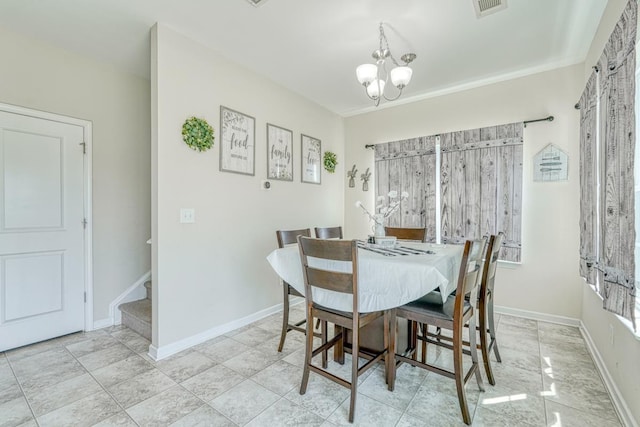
<box><xmin>347</xmin><ymin>165</ymin><xmax>358</xmax><ymax>188</ymax></box>
<box><xmin>360</xmin><ymin>167</ymin><xmax>371</xmax><ymax>191</ymax></box>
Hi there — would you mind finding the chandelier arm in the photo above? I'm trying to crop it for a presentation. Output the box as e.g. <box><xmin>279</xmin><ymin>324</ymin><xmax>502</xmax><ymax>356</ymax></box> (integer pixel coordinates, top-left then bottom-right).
<box><xmin>363</xmin><ymin>88</ymin><xmax>381</xmax><ymax>106</ymax></box>
<box><xmin>382</xmin><ymin>87</ymin><xmax>403</xmax><ymax>102</ymax></box>
<box><xmin>362</xmin><ymin>81</ymin><xmax>383</xmax><ymax>106</ymax></box>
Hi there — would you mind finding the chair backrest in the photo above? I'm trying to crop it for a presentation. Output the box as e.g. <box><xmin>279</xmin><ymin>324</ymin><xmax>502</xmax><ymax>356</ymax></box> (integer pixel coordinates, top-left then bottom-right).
<box><xmin>455</xmin><ymin>238</ymin><xmax>487</xmax><ymax>314</ymax></box>
<box><xmin>480</xmin><ymin>232</ymin><xmax>504</xmax><ymax>300</ymax></box>
<box><xmin>276</xmin><ymin>228</ymin><xmax>311</xmax><ymax>248</ymax></box>
<box><xmin>384</xmin><ymin>227</ymin><xmax>426</xmax><ymax>242</ymax></box>
<box><xmin>298</xmin><ymin>236</ymin><xmax>359</xmax><ymax>312</ymax></box>
<box><xmin>314</xmin><ymin>226</ymin><xmax>343</xmax><ymax>239</ymax></box>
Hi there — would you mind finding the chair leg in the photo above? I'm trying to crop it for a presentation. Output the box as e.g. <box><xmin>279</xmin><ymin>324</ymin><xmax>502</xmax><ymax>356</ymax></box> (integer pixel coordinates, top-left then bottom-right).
<box><xmin>321</xmin><ymin>320</ymin><xmax>328</xmax><ymax>369</ymax></box>
<box><xmin>479</xmin><ymin>299</ymin><xmax>495</xmax><ymax>386</ymax></box>
<box><xmin>278</xmin><ymin>285</ymin><xmax>290</xmax><ymax>352</ymax></box>
<box><xmin>453</xmin><ymin>325</ymin><xmax>472</xmax><ymax>425</ymax></box>
<box><xmin>388</xmin><ymin>309</ymin><xmax>396</xmax><ymax>392</ymax></box>
<box><xmin>300</xmin><ymin>305</ymin><xmax>313</xmax><ymax>395</ymax></box>
<box><xmin>469</xmin><ymin>314</ymin><xmax>485</xmax><ymax>393</ymax></box>
<box><xmin>409</xmin><ymin>321</ymin><xmax>418</xmax><ymax>361</ymax></box>
<box><xmin>492</xmin><ymin>338</ymin><xmax>502</xmax><ymax>364</ymax></box>
<box><xmin>349</xmin><ymin>325</ymin><xmax>359</xmax><ymax>423</ymax></box>
<box><xmin>383</xmin><ymin>310</ymin><xmax>390</xmax><ymax>386</ymax></box>
<box><xmin>420</xmin><ymin>323</ymin><xmax>427</xmax><ymax>363</ymax></box>
<box><xmin>334</xmin><ymin>326</ymin><xmax>345</xmax><ymax>364</ymax></box>
<box><xmin>487</xmin><ymin>296</ymin><xmax>501</xmax><ymax>363</ymax></box>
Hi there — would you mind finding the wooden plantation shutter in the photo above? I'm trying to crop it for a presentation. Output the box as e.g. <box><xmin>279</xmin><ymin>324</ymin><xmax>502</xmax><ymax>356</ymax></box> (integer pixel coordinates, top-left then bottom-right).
<box><xmin>440</xmin><ymin>124</ymin><xmax>523</xmax><ymax>262</ymax></box>
<box><xmin>374</xmin><ymin>122</ymin><xmax>523</xmax><ymax>262</ymax></box>
<box><xmin>597</xmin><ymin>0</ymin><xmax>636</xmax><ymax>328</ymax></box>
<box><xmin>374</xmin><ymin>136</ymin><xmax>437</xmax><ymax>242</ymax></box>
<box><xmin>579</xmin><ymin>71</ymin><xmax>598</xmax><ymax>287</ymax></box>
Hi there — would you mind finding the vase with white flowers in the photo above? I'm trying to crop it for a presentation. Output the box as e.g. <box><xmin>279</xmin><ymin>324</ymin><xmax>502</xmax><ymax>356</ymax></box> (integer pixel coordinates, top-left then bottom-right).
<box><xmin>355</xmin><ymin>190</ymin><xmax>409</xmax><ymax>237</ymax></box>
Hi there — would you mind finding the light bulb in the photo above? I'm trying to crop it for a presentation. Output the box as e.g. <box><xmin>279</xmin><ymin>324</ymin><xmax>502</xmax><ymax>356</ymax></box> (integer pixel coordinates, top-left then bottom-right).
<box><xmin>366</xmin><ymin>79</ymin><xmax>385</xmax><ymax>98</ymax></box>
<box><xmin>390</xmin><ymin>66</ymin><xmax>413</xmax><ymax>88</ymax></box>
<box><xmin>356</xmin><ymin>64</ymin><xmax>377</xmax><ymax>85</ymax></box>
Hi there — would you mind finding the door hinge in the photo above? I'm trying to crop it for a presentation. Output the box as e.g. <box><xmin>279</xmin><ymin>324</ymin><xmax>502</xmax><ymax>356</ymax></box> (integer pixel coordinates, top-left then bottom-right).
<box><xmin>84</xmin><ymin>292</ymin><xmax>87</xmax><ymax>303</ymax></box>
<box><xmin>79</xmin><ymin>142</ymin><xmax>86</xmax><ymax>154</ymax></box>
<box><xmin>82</xmin><ymin>218</ymin><xmax>88</xmax><ymax>229</ymax></box>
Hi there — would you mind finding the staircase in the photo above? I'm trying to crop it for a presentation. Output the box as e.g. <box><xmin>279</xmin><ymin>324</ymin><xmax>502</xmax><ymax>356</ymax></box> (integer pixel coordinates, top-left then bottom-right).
<box><xmin>119</xmin><ymin>281</ymin><xmax>151</xmax><ymax>340</ymax></box>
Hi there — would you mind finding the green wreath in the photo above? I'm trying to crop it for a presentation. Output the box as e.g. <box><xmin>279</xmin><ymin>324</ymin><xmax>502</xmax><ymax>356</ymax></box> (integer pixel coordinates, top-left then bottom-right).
<box><xmin>323</xmin><ymin>151</ymin><xmax>337</xmax><ymax>173</ymax></box>
<box><xmin>182</xmin><ymin>116</ymin><xmax>214</xmax><ymax>152</ymax></box>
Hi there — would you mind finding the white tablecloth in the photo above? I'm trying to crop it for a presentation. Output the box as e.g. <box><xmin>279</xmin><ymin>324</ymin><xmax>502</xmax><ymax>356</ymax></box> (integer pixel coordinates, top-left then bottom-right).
<box><xmin>266</xmin><ymin>242</ymin><xmax>463</xmax><ymax>313</ymax></box>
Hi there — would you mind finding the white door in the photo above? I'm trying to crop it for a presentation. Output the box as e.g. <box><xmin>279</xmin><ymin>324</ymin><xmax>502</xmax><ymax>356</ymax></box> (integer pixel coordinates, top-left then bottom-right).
<box><xmin>0</xmin><ymin>109</ymin><xmax>86</xmax><ymax>351</ymax></box>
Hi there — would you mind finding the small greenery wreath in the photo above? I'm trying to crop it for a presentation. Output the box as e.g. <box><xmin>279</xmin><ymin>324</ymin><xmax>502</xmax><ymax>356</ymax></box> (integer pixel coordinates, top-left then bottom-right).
<box><xmin>323</xmin><ymin>151</ymin><xmax>337</xmax><ymax>173</ymax></box>
<box><xmin>182</xmin><ymin>116</ymin><xmax>214</xmax><ymax>152</ymax></box>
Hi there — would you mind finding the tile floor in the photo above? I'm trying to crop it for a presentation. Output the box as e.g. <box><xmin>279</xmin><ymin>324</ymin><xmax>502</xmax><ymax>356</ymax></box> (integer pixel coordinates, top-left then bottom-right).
<box><xmin>0</xmin><ymin>306</ymin><xmax>623</xmax><ymax>426</ymax></box>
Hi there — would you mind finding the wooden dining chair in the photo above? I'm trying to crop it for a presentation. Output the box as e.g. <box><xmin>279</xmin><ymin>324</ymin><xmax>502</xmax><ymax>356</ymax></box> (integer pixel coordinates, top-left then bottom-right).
<box><xmin>384</xmin><ymin>226</ymin><xmax>426</xmax><ymax>242</ymax></box>
<box><xmin>388</xmin><ymin>238</ymin><xmax>486</xmax><ymax>425</ymax></box>
<box><xmin>425</xmin><ymin>233</ymin><xmax>504</xmax><ymax>385</ymax></box>
<box><xmin>477</xmin><ymin>232</ymin><xmax>504</xmax><ymax>385</ymax></box>
<box><xmin>314</xmin><ymin>226</ymin><xmax>343</xmax><ymax>239</ymax></box>
<box><xmin>298</xmin><ymin>236</ymin><xmax>390</xmax><ymax>423</ymax></box>
<box><xmin>276</xmin><ymin>228</ymin><xmax>314</xmax><ymax>352</ymax></box>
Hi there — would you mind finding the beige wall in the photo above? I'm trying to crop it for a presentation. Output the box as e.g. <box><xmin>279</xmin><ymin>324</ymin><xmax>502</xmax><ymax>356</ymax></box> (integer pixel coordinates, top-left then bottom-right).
<box><xmin>0</xmin><ymin>26</ymin><xmax>151</xmax><ymax>322</ymax></box>
<box><xmin>579</xmin><ymin>0</ymin><xmax>640</xmax><ymax>424</ymax></box>
<box><xmin>152</xmin><ymin>24</ymin><xmax>344</xmax><ymax>348</ymax></box>
<box><xmin>345</xmin><ymin>64</ymin><xmax>584</xmax><ymax>319</ymax></box>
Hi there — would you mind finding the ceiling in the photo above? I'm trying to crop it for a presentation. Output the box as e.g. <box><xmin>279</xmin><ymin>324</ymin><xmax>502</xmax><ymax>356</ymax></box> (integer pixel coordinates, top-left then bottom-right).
<box><xmin>0</xmin><ymin>0</ymin><xmax>607</xmax><ymax>116</ymax></box>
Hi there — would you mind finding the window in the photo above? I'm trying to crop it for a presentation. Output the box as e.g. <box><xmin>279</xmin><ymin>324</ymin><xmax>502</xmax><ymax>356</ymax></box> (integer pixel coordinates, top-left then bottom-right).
<box><xmin>374</xmin><ymin>122</ymin><xmax>523</xmax><ymax>262</ymax></box>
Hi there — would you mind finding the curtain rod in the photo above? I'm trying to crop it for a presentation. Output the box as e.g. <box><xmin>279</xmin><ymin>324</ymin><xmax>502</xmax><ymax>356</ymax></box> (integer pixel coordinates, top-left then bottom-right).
<box><xmin>365</xmin><ymin>117</ymin><xmax>552</xmax><ymax>149</ymax></box>
<box><xmin>523</xmin><ymin>116</ymin><xmax>554</xmax><ymax>127</ymax></box>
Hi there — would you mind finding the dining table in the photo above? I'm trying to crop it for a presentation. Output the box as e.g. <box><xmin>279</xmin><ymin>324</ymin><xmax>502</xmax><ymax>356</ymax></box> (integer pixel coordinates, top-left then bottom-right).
<box><xmin>266</xmin><ymin>240</ymin><xmax>464</xmax><ymax>358</ymax></box>
<box><xmin>267</xmin><ymin>240</ymin><xmax>463</xmax><ymax>312</ymax></box>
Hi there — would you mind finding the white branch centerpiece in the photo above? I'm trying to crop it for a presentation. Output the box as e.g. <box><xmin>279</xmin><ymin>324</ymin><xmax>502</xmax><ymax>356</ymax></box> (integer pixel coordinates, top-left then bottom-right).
<box><xmin>356</xmin><ymin>190</ymin><xmax>408</xmax><ymax>237</ymax></box>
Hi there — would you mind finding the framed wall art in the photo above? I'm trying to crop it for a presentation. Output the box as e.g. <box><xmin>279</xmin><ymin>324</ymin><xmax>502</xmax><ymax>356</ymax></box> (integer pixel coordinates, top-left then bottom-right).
<box><xmin>301</xmin><ymin>134</ymin><xmax>321</xmax><ymax>184</ymax></box>
<box><xmin>533</xmin><ymin>143</ymin><xmax>568</xmax><ymax>182</ymax></box>
<box><xmin>266</xmin><ymin>123</ymin><xmax>293</xmax><ymax>181</ymax></box>
<box><xmin>220</xmin><ymin>106</ymin><xmax>255</xmax><ymax>175</ymax></box>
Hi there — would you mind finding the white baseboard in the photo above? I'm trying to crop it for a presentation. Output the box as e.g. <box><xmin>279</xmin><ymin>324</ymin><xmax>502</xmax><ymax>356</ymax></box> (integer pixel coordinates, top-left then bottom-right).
<box><xmin>496</xmin><ymin>305</ymin><xmax>635</xmax><ymax>427</ymax></box>
<box><xmin>580</xmin><ymin>321</ymin><xmax>638</xmax><ymax>427</ymax></box>
<box><xmin>93</xmin><ymin>318</ymin><xmax>113</xmax><ymax>330</ymax></box>
<box><xmin>148</xmin><ymin>301</ymin><xmax>286</xmax><ymax>361</ymax></box>
<box><xmin>495</xmin><ymin>305</ymin><xmax>580</xmax><ymax>327</ymax></box>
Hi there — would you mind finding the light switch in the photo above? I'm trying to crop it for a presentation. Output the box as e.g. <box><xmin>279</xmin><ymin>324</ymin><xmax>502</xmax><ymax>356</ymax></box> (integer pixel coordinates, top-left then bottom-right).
<box><xmin>180</xmin><ymin>208</ymin><xmax>195</xmax><ymax>223</ymax></box>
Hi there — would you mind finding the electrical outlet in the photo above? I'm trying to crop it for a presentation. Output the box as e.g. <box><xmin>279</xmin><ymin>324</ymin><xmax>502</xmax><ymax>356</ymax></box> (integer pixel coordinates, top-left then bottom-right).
<box><xmin>180</xmin><ymin>208</ymin><xmax>195</xmax><ymax>223</ymax></box>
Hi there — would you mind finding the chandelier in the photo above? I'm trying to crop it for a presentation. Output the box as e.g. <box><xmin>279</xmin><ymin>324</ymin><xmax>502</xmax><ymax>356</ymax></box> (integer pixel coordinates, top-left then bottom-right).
<box><xmin>356</xmin><ymin>23</ymin><xmax>416</xmax><ymax>106</ymax></box>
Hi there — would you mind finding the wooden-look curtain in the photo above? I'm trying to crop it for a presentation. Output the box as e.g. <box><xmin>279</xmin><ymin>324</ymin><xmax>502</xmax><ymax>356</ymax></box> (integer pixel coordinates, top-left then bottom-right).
<box><xmin>375</xmin><ymin>136</ymin><xmax>438</xmax><ymax>241</ymax></box>
<box><xmin>579</xmin><ymin>0</ymin><xmax>636</xmax><ymax>328</ymax></box>
<box><xmin>579</xmin><ymin>72</ymin><xmax>598</xmax><ymax>288</ymax></box>
<box><xmin>374</xmin><ymin>122</ymin><xmax>523</xmax><ymax>262</ymax></box>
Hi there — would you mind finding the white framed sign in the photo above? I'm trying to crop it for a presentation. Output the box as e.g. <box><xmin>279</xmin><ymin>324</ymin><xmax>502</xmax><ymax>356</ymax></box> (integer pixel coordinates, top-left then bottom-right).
<box><xmin>220</xmin><ymin>106</ymin><xmax>255</xmax><ymax>176</ymax></box>
<box><xmin>267</xmin><ymin>123</ymin><xmax>293</xmax><ymax>181</ymax></box>
<box><xmin>533</xmin><ymin>143</ymin><xmax>568</xmax><ymax>182</ymax></box>
<box><xmin>301</xmin><ymin>134</ymin><xmax>321</xmax><ymax>184</ymax></box>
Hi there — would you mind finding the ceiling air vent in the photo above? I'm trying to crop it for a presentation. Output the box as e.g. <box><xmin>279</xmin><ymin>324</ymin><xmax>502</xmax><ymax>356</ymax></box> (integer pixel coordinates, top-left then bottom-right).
<box><xmin>245</xmin><ymin>0</ymin><xmax>270</xmax><ymax>7</ymax></box>
<box><xmin>473</xmin><ymin>0</ymin><xmax>507</xmax><ymax>18</ymax></box>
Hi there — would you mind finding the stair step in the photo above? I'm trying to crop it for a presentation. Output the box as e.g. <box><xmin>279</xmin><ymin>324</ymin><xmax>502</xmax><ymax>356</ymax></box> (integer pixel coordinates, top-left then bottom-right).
<box><xmin>119</xmin><ymin>299</ymin><xmax>151</xmax><ymax>340</ymax></box>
